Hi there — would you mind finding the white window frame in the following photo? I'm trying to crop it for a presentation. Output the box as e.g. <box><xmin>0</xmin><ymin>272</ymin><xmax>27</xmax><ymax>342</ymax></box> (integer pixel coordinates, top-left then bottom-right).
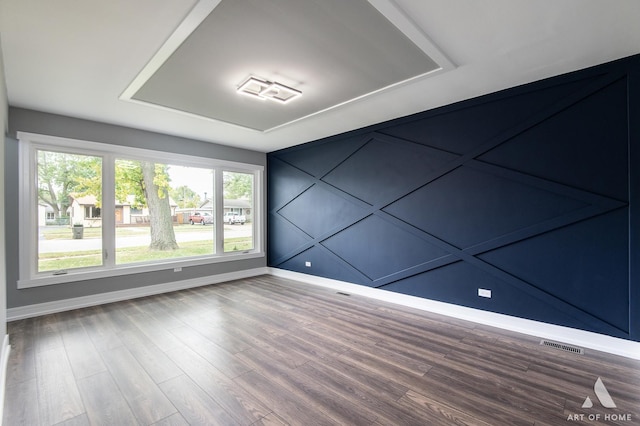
<box><xmin>18</xmin><ymin>131</ymin><xmax>264</xmax><ymax>289</ymax></box>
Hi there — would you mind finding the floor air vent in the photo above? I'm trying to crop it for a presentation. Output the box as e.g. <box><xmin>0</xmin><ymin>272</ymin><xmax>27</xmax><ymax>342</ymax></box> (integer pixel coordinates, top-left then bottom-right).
<box><xmin>540</xmin><ymin>339</ymin><xmax>584</xmax><ymax>355</ymax></box>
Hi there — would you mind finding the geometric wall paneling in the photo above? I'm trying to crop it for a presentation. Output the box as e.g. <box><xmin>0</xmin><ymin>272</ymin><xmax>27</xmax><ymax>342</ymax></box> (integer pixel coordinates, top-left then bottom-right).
<box><xmin>275</xmin><ymin>134</ymin><xmax>369</xmax><ymax>178</ymax></box>
<box><xmin>267</xmin><ymin>157</ymin><xmax>316</xmax><ymax>211</ymax></box>
<box><xmin>267</xmin><ymin>214</ymin><xmax>313</xmax><ymax>264</ymax></box>
<box><xmin>321</xmin><ymin>133</ymin><xmax>460</xmax><ymax>206</ymax></box>
<box><xmin>379</xmin><ymin>260</ymin><xmax>507</xmax><ymax>305</ymax></box>
<box><xmin>454</xmin><ymin>162</ymin><xmax>628</xmax><ymax>255</ymax></box>
<box><xmin>268</xmin><ymin>54</ymin><xmax>640</xmax><ymax>341</ymax></box>
<box><xmin>321</xmin><ymin>215</ymin><xmax>451</xmax><ymax>281</ymax></box>
<box><xmin>378</xmin><ymin>74</ymin><xmax>603</xmax><ymax>155</ymax></box>
<box><xmin>478</xmin><ymin>76</ymin><xmax>629</xmax><ymax>201</ymax></box>
<box><xmin>434</xmin><ymin>246</ymin><xmax>628</xmax><ymax>339</ymax></box>
<box><xmin>380</xmin><ymin>262</ymin><xmax>600</xmax><ymax>334</ymax></box>
<box><xmin>277</xmin><ymin>246</ymin><xmax>373</xmax><ymax>286</ymax></box>
<box><xmin>277</xmin><ymin>184</ymin><xmax>370</xmax><ymax>239</ymax></box>
<box><xmin>479</xmin><ymin>208</ymin><xmax>630</xmax><ymax>335</ymax></box>
<box><xmin>383</xmin><ymin>164</ymin><xmax>591</xmax><ymax>249</ymax></box>
<box><xmin>376</xmin><ymin>202</ymin><xmax>627</xmax><ymax>338</ymax></box>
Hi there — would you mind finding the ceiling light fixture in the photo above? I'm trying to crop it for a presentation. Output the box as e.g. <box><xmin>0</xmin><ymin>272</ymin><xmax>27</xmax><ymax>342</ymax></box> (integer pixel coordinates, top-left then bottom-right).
<box><xmin>237</xmin><ymin>76</ymin><xmax>302</xmax><ymax>104</ymax></box>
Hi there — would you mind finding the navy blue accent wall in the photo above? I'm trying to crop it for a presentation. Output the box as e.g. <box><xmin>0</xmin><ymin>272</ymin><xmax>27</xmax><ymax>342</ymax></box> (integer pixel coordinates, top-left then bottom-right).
<box><xmin>267</xmin><ymin>54</ymin><xmax>640</xmax><ymax>342</ymax></box>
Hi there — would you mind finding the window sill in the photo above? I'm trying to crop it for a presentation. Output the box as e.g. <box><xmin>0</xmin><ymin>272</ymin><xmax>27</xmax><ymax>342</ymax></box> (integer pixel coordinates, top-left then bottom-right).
<box><xmin>17</xmin><ymin>251</ymin><xmax>264</xmax><ymax>289</ymax></box>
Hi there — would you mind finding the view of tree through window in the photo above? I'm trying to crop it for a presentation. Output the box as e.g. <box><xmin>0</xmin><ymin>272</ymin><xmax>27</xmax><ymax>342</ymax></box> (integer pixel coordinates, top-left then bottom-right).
<box><xmin>114</xmin><ymin>160</ymin><xmax>215</xmax><ymax>265</ymax></box>
<box><xmin>22</xmin><ymin>133</ymin><xmax>261</xmax><ymax>286</ymax></box>
<box><xmin>37</xmin><ymin>149</ymin><xmax>103</xmax><ymax>272</ymax></box>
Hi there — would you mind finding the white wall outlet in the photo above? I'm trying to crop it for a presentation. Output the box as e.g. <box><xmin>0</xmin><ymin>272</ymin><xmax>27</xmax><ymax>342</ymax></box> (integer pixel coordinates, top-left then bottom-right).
<box><xmin>174</xmin><ymin>267</ymin><xmax>182</xmax><ymax>272</ymax></box>
<box><xmin>478</xmin><ymin>288</ymin><xmax>492</xmax><ymax>298</ymax></box>
<box><xmin>305</xmin><ymin>261</ymin><xmax>312</xmax><ymax>267</ymax></box>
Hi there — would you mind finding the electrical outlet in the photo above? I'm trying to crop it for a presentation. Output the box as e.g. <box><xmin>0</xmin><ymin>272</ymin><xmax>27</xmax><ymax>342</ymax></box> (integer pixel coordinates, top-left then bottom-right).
<box><xmin>305</xmin><ymin>261</ymin><xmax>312</xmax><ymax>267</ymax></box>
<box><xmin>174</xmin><ymin>267</ymin><xmax>182</xmax><ymax>272</ymax></box>
<box><xmin>478</xmin><ymin>288</ymin><xmax>492</xmax><ymax>298</ymax></box>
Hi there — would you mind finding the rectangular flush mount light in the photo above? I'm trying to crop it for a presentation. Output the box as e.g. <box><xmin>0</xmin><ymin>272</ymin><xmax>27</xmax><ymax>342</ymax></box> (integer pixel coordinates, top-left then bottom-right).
<box><xmin>237</xmin><ymin>76</ymin><xmax>302</xmax><ymax>104</ymax></box>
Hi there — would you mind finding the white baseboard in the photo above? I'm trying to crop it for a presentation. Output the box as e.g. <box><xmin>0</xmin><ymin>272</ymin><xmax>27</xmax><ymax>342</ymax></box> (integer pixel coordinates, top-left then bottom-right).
<box><xmin>7</xmin><ymin>267</ymin><xmax>268</xmax><ymax>321</ymax></box>
<box><xmin>0</xmin><ymin>335</ymin><xmax>10</xmax><ymax>422</ymax></box>
<box><xmin>269</xmin><ymin>268</ymin><xmax>640</xmax><ymax>360</ymax></box>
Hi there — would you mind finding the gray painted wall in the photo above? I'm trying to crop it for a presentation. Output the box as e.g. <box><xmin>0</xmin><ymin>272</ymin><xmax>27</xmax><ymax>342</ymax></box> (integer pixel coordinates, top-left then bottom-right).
<box><xmin>6</xmin><ymin>107</ymin><xmax>267</xmax><ymax>309</ymax></box>
<box><xmin>0</xmin><ymin>38</ymin><xmax>8</xmax><ymax>335</ymax></box>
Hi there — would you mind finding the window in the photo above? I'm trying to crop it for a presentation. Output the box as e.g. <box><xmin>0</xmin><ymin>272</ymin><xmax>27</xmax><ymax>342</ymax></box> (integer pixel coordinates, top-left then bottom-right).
<box><xmin>37</xmin><ymin>149</ymin><xmax>103</xmax><ymax>272</ymax></box>
<box><xmin>18</xmin><ymin>132</ymin><xmax>263</xmax><ymax>288</ymax></box>
<box><xmin>223</xmin><ymin>171</ymin><xmax>254</xmax><ymax>252</ymax></box>
<box><xmin>114</xmin><ymin>160</ymin><xmax>215</xmax><ymax>265</ymax></box>
<box><xmin>85</xmin><ymin>206</ymin><xmax>101</xmax><ymax>218</ymax></box>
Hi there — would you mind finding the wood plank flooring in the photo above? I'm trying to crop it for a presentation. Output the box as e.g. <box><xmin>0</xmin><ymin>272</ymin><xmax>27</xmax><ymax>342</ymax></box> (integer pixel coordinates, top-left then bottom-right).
<box><xmin>3</xmin><ymin>275</ymin><xmax>640</xmax><ymax>425</ymax></box>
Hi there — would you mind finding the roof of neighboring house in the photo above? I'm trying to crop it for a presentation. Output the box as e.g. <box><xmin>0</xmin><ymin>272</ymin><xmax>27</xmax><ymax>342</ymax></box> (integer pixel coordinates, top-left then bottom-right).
<box><xmin>71</xmin><ymin>194</ymin><xmax>178</xmax><ymax>207</ymax></box>
<box><xmin>71</xmin><ymin>195</ymin><xmax>98</xmax><ymax>205</ymax></box>
<box><xmin>201</xmin><ymin>198</ymin><xmax>251</xmax><ymax>209</ymax></box>
<box><xmin>199</xmin><ymin>198</ymin><xmax>212</xmax><ymax>209</ymax></box>
<box><xmin>202</xmin><ymin>198</ymin><xmax>250</xmax><ymax>209</ymax></box>
<box><xmin>225</xmin><ymin>199</ymin><xmax>251</xmax><ymax>209</ymax></box>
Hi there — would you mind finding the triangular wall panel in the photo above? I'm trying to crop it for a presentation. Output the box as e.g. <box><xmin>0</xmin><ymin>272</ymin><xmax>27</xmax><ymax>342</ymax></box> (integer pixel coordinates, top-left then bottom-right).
<box><xmin>479</xmin><ymin>77</ymin><xmax>629</xmax><ymax>201</ymax></box>
<box><xmin>379</xmin><ymin>75</ymin><xmax>601</xmax><ymax>154</ymax></box>
<box><xmin>322</xmin><ymin>136</ymin><xmax>458</xmax><ymax>205</ymax></box>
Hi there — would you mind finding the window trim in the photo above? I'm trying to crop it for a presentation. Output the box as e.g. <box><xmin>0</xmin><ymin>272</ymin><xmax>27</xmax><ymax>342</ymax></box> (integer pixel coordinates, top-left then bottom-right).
<box><xmin>18</xmin><ymin>131</ymin><xmax>264</xmax><ymax>289</ymax></box>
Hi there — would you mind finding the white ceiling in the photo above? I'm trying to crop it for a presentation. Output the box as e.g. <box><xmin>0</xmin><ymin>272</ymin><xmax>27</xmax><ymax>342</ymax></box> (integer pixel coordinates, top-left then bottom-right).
<box><xmin>1</xmin><ymin>0</ymin><xmax>639</xmax><ymax>153</ymax></box>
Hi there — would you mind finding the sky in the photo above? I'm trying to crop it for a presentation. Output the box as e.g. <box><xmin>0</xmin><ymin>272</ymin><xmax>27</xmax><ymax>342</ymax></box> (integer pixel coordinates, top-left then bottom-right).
<box><xmin>167</xmin><ymin>165</ymin><xmax>214</xmax><ymax>201</ymax></box>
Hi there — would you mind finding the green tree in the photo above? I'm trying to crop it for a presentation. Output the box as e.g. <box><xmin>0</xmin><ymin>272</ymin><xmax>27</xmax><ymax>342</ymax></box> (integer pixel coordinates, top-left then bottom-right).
<box><xmin>40</xmin><ymin>153</ymin><xmax>179</xmax><ymax>251</ymax></box>
<box><xmin>114</xmin><ymin>159</ymin><xmax>144</xmax><ymax>208</ymax></box>
<box><xmin>115</xmin><ymin>160</ymin><xmax>178</xmax><ymax>250</ymax></box>
<box><xmin>78</xmin><ymin>159</ymin><xmax>178</xmax><ymax>250</ymax></box>
<box><xmin>37</xmin><ymin>150</ymin><xmax>100</xmax><ymax>218</ymax></box>
<box><xmin>223</xmin><ymin>172</ymin><xmax>253</xmax><ymax>199</ymax></box>
<box><xmin>140</xmin><ymin>161</ymin><xmax>179</xmax><ymax>250</ymax></box>
<box><xmin>170</xmin><ymin>185</ymin><xmax>201</xmax><ymax>208</ymax></box>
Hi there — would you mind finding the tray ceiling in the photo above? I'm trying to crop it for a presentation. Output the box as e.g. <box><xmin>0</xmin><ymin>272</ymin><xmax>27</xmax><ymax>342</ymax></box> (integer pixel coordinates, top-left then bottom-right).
<box><xmin>122</xmin><ymin>0</ymin><xmax>445</xmax><ymax>132</ymax></box>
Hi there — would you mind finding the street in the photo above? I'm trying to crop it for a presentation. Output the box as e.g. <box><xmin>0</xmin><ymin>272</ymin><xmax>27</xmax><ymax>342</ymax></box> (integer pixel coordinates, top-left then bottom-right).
<box><xmin>39</xmin><ymin>224</ymin><xmax>252</xmax><ymax>253</ymax></box>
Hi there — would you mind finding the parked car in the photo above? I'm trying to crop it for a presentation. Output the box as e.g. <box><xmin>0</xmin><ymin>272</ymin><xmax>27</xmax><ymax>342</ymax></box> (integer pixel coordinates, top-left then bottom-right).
<box><xmin>189</xmin><ymin>212</ymin><xmax>213</xmax><ymax>225</ymax></box>
<box><xmin>223</xmin><ymin>211</ymin><xmax>246</xmax><ymax>225</ymax></box>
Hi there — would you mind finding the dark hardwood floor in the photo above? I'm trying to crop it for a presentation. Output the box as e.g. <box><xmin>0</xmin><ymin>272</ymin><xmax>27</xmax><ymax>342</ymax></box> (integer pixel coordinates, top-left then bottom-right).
<box><xmin>3</xmin><ymin>275</ymin><xmax>639</xmax><ymax>425</ymax></box>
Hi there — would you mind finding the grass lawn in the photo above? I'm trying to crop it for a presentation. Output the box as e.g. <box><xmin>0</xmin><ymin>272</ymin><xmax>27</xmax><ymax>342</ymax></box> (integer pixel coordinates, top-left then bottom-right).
<box><xmin>38</xmin><ymin>236</ymin><xmax>254</xmax><ymax>271</ymax></box>
<box><xmin>41</xmin><ymin>224</ymin><xmax>220</xmax><ymax>240</ymax></box>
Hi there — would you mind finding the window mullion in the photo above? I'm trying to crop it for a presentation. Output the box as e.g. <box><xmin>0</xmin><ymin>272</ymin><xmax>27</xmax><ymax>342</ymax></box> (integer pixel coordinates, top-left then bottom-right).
<box><xmin>102</xmin><ymin>154</ymin><xmax>116</xmax><ymax>267</ymax></box>
<box><xmin>253</xmin><ymin>169</ymin><xmax>262</xmax><ymax>253</ymax></box>
<box><xmin>214</xmin><ymin>168</ymin><xmax>224</xmax><ymax>254</ymax></box>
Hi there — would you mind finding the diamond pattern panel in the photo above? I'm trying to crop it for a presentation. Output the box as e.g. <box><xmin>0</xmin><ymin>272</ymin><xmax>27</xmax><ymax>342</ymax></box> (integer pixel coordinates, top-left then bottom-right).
<box><xmin>479</xmin><ymin>209</ymin><xmax>629</xmax><ymax>333</ymax></box>
<box><xmin>322</xmin><ymin>215</ymin><xmax>449</xmax><ymax>281</ymax></box>
<box><xmin>479</xmin><ymin>77</ymin><xmax>629</xmax><ymax>201</ymax></box>
<box><xmin>268</xmin><ymin>215</ymin><xmax>312</xmax><ymax>263</ymax></box>
<box><xmin>276</xmin><ymin>136</ymin><xmax>366</xmax><ymax>178</ymax></box>
<box><xmin>278</xmin><ymin>185</ymin><xmax>368</xmax><ymax>238</ymax></box>
<box><xmin>322</xmin><ymin>136</ymin><xmax>458</xmax><ymax>205</ymax></box>
<box><xmin>384</xmin><ymin>165</ymin><xmax>589</xmax><ymax>249</ymax></box>
<box><xmin>268</xmin><ymin>157</ymin><xmax>315</xmax><ymax>210</ymax></box>
<box><xmin>278</xmin><ymin>246</ymin><xmax>371</xmax><ymax>286</ymax></box>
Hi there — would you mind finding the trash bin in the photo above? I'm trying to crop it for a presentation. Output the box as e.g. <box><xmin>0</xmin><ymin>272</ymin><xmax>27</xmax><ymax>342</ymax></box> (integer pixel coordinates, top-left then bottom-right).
<box><xmin>72</xmin><ymin>225</ymin><xmax>84</xmax><ymax>239</ymax></box>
